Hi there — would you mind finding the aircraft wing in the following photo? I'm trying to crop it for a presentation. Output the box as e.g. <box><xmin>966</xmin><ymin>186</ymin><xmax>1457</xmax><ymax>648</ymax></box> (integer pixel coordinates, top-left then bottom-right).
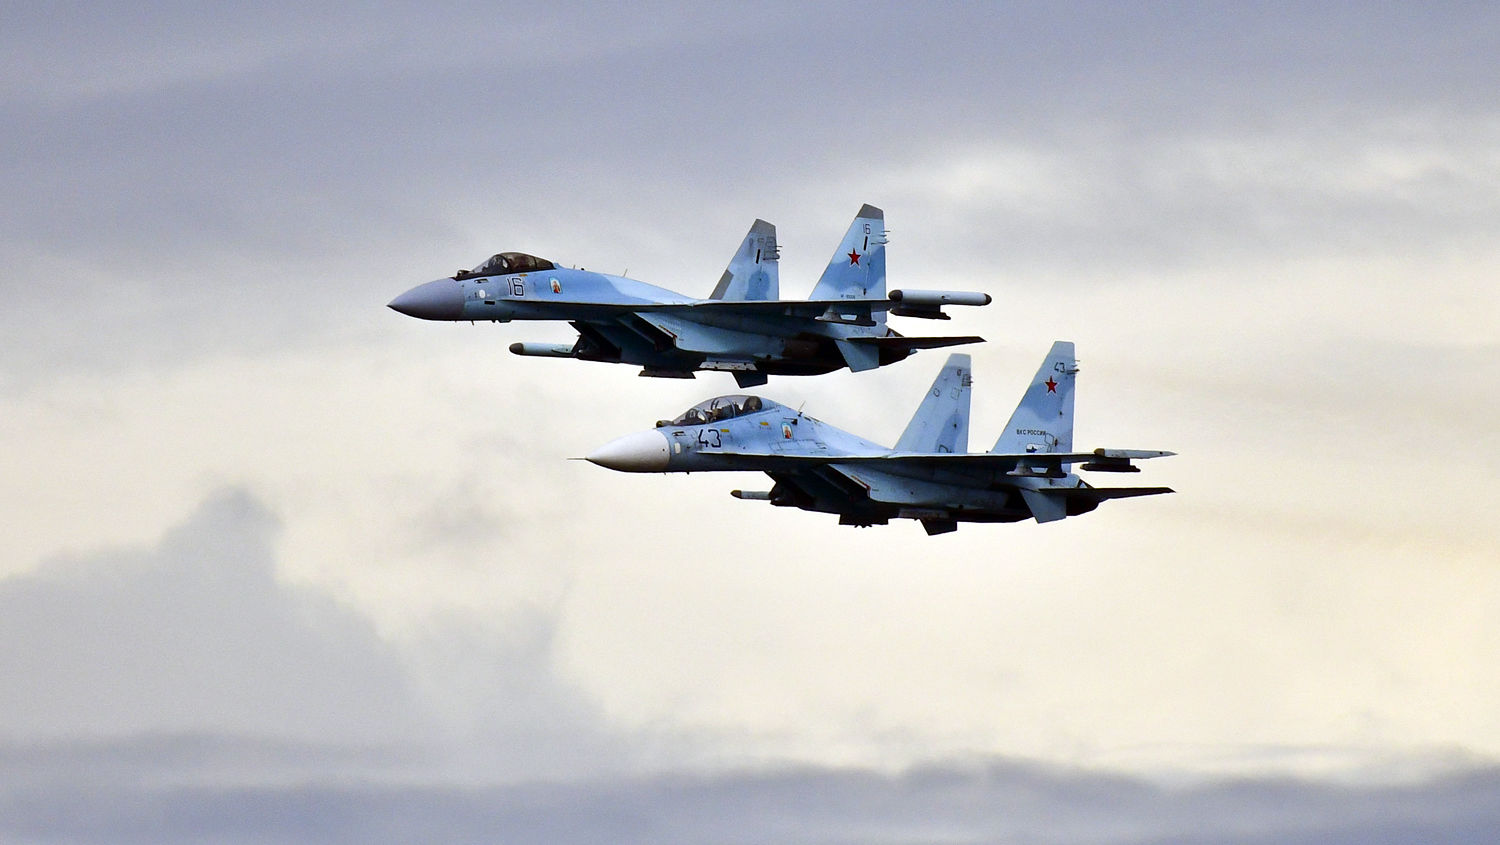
<box><xmin>675</xmin><ymin>290</ymin><xmax>989</xmax><ymax>321</ymax></box>
<box><xmin>729</xmin><ymin>449</ymin><xmax>1174</xmax><ymax>470</ymax></box>
<box><xmin>1058</xmin><ymin>486</ymin><xmax>1175</xmax><ymax>500</ymax></box>
<box><xmin>497</xmin><ymin>298</ymin><xmax>878</xmax><ymax>316</ymax></box>
<box><xmin>843</xmin><ymin>335</ymin><xmax>984</xmax><ymax>352</ymax></box>
<box><xmin>748</xmin><ymin>457</ymin><xmax>1171</xmax><ymax>524</ymax></box>
<box><xmin>674</xmin><ymin>298</ymin><xmax>894</xmax><ymax>320</ymax></box>
<box><xmin>514</xmin><ymin>295</ymin><xmax>982</xmax><ymax>321</ymax></box>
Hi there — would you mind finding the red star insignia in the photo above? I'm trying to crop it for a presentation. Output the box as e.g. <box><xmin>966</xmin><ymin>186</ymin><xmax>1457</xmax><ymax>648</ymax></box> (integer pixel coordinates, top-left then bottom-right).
<box><xmin>847</xmin><ymin>250</ymin><xmax>861</xmax><ymax>265</ymax></box>
<box><xmin>1044</xmin><ymin>377</ymin><xmax>1058</xmax><ymax>393</ymax></box>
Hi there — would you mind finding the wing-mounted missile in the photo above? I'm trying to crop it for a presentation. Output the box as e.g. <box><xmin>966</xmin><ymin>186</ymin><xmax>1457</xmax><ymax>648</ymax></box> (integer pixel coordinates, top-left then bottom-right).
<box><xmin>509</xmin><ymin>342</ymin><xmax>577</xmax><ymax>358</ymax></box>
<box><xmin>887</xmin><ymin>289</ymin><xmax>993</xmax><ymax>320</ymax></box>
<box><xmin>1079</xmin><ymin>449</ymin><xmax>1176</xmax><ymax>473</ymax></box>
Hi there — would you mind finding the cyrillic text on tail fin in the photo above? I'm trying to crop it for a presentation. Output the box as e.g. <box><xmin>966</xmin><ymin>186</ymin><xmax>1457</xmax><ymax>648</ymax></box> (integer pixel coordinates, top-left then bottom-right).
<box><xmin>896</xmin><ymin>353</ymin><xmax>972</xmax><ymax>453</ymax></box>
<box><xmin>710</xmin><ymin>219</ymin><xmax>779</xmax><ymax>301</ymax></box>
<box><xmin>991</xmin><ymin>341</ymin><xmax>1076</xmax><ymax>454</ymax></box>
<box><xmin>809</xmin><ymin>204</ymin><xmax>886</xmax><ymax>310</ymax></box>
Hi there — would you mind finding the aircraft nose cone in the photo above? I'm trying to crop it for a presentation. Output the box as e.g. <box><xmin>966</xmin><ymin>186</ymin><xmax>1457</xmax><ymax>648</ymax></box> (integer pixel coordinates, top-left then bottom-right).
<box><xmin>586</xmin><ymin>430</ymin><xmax>670</xmax><ymax>472</ymax></box>
<box><xmin>388</xmin><ymin>279</ymin><xmax>464</xmax><ymax>320</ymax></box>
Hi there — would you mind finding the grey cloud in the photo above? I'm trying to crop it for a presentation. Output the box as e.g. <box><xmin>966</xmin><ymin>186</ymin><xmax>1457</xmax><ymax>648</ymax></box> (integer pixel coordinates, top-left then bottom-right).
<box><xmin>0</xmin><ymin>487</ymin><xmax>632</xmax><ymax>782</ymax></box>
<box><xmin>0</xmin><ymin>732</ymin><xmax>410</xmax><ymax>794</ymax></box>
<box><xmin>1</xmin><ymin>752</ymin><xmax>1497</xmax><ymax>844</ymax></box>
<box><xmin>10</xmin><ymin>4</ymin><xmax>1498</xmax><ymax>262</ymax></box>
<box><xmin>5</xmin><ymin>4</ymin><xmax>1497</xmax><ymax>377</ymax></box>
<box><xmin>397</xmin><ymin>606</ymin><xmax>633</xmax><ymax>783</ymax></box>
<box><xmin>0</xmin><ymin>488</ymin><xmax>420</xmax><ymax>743</ymax></box>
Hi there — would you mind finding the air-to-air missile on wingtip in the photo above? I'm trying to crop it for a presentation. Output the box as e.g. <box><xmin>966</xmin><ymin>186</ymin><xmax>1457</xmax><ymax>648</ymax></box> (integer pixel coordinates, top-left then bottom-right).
<box><xmin>388</xmin><ymin>205</ymin><xmax>992</xmax><ymax>388</ymax></box>
<box><xmin>585</xmin><ymin>343</ymin><xmax>1174</xmax><ymax>535</ymax></box>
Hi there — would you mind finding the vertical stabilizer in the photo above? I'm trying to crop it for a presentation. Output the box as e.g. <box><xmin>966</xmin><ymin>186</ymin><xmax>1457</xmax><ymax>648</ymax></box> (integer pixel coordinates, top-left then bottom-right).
<box><xmin>710</xmin><ymin>219</ymin><xmax>779</xmax><ymax>300</ymax></box>
<box><xmin>896</xmin><ymin>353</ymin><xmax>972</xmax><ymax>453</ymax></box>
<box><xmin>809</xmin><ymin>205</ymin><xmax>886</xmax><ymax>314</ymax></box>
<box><xmin>991</xmin><ymin>341</ymin><xmax>1076</xmax><ymax>454</ymax></box>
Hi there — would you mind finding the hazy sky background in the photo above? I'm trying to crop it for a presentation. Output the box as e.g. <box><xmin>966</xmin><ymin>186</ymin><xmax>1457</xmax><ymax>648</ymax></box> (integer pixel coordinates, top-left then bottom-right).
<box><xmin>4</xmin><ymin>2</ymin><xmax>1499</xmax><ymax>841</ymax></box>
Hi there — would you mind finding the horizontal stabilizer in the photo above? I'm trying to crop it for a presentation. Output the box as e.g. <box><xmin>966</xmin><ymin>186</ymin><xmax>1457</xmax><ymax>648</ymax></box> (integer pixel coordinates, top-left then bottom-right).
<box><xmin>846</xmin><ymin>335</ymin><xmax>984</xmax><ymax>351</ymax></box>
<box><xmin>1022</xmin><ymin>484</ymin><xmax>1174</xmax><ymax>523</ymax></box>
<box><xmin>1073</xmin><ymin>486</ymin><xmax>1175</xmax><ymax>501</ymax></box>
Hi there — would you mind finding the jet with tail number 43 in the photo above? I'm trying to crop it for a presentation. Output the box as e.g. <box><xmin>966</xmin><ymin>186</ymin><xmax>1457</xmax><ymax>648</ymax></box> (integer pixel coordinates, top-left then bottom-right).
<box><xmin>388</xmin><ymin>205</ymin><xmax>990</xmax><ymax>388</ymax></box>
<box><xmin>585</xmin><ymin>343</ymin><xmax>1173</xmax><ymax>534</ymax></box>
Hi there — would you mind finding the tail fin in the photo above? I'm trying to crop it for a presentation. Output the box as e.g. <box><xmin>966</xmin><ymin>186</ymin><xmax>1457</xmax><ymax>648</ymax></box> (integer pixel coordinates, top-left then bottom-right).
<box><xmin>809</xmin><ymin>204</ymin><xmax>886</xmax><ymax>310</ymax></box>
<box><xmin>991</xmin><ymin>341</ymin><xmax>1077</xmax><ymax>454</ymax></box>
<box><xmin>896</xmin><ymin>353</ymin><xmax>972</xmax><ymax>453</ymax></box>
<box><xmin>710</xmin><ymin>219</ymin><xmax>779</xmax><ymax>300</ymax></box>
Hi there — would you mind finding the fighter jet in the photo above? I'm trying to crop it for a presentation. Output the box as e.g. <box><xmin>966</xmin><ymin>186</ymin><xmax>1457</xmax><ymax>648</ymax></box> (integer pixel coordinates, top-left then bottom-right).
<box><xmin>585</xmin><ymin>343</ymin><xmax>1173</xmax><ymax>534</ymax></box>
<box><xmin>388</xmin><ymin>205</ymin><xmax>991</xmax><ymax>388</ymax></box>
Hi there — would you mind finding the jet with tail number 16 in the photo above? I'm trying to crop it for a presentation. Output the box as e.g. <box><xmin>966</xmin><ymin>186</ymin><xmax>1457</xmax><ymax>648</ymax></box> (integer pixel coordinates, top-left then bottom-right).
<box><xmin>388</xmin><ymin>205</ymin><xmax>990</xmax><ymax>388</ymax></box>
<box><xmin>585</xmin><ymin>343</ymin><xmax>1173</xmax><ymax>534</ymax></box>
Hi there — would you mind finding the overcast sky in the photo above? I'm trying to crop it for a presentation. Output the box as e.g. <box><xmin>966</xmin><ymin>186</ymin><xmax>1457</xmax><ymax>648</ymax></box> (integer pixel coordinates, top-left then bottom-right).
<box><xmin>4</xmin><ymin>2</ymin><xmax>1499</xmax><ymax>841</ymax></box>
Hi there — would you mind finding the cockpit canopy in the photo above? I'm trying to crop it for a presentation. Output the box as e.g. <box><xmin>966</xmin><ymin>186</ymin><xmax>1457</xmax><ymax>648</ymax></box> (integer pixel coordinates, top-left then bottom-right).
<box><xmin>659</xmin><ymin>394</ymin><xmax>768</xmax><ymax>427</ymax></box>
<box><xmin>455</xmin><ymin>251</ymin><xmax>556</xmax><ymax>279</ymax></box>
